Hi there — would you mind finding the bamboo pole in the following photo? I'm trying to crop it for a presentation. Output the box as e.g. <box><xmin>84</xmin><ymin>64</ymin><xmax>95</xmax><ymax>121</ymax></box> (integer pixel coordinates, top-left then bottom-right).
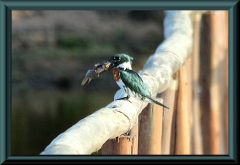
<box><xmin>138</xmin><ymin>102</ymin><xmax>163</xmax><ymax>154</ymax></box>
<box><xmin>161</xmin><ymin>76</ymin><xmax>178</xmax><ymax>154</ymax></box>
<box><xmin>199</xmin><ymin>13</ymin><xmax>211</xmax><ymax>154</ymax></box>
<box><xmin>223</xmin><ymin>11</ymin><xmax>228</xmax><ymax>154</ymax></box>
<box><xmin>217</xmin><ymin>11</ymin><xmax>228</xmax><ymax>155</ymax></box>
<box><xmin>138</xmin><ymin>104</ymin><xmax>151</xmax><ymax>154</ymax></box>
<box><xmin>170</xmin><ymin>73</ymin><xmax>179</xmax><ymax>154</ymax></box>
<box><xmin>209</xmin><ymin>11</ymin><xmax>222</xmax><ymax>154</ymax></box>
<box><xmin>150</xmin><ymin>101</ymin><xmax>163</xmax><ymax>154</ymax></box>
<box><xmin>170</xmin><ymin>89</ymin><xmax>178</xmax><ymax>155</ymax></box>
<box><xmin>102</xmin><ymin>123</ymin><xmax>138</xmax><ymax>154</ymax></box>
<box><xmin>213</xmin><ymin>11</ymin><xmax>228</xmax><ymax>154</ymax></box>
<box><xmin>175</xmin><ymin>58</ymin><xmax>192</xmax><ymax>154</ymax></box>
<box><xmin>191</xmin><ymin>12</ymin><xmax>203</xmax><ymax>154</ymax></box>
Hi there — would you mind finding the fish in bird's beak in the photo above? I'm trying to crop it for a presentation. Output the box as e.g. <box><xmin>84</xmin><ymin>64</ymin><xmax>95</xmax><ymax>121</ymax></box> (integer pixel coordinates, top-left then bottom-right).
<box><xmin>107</xmin><ymin>58</ymin><xmax>118</xmax><ymax>69</ymax></box>
<box><xmin>81</xmin><ymin>54</ymin><xmax>128</xmax><ymax>86</ymax></box>
<box><xmin>81</xmin><ymin>58</ymin><xmax>116</xmax><ymax>86</ymax></box>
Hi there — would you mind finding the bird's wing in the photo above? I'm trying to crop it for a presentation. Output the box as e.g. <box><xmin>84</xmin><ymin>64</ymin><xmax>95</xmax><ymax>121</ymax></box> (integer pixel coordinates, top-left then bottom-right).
<box><xmin>119</xmin><ymin>69</ymin><xmax>169</xmax><ymax>109</ymax></box>
<box><xmin>119</xmin><ymin>69</ymin><xmax>151</xmax><ymax>97</ymax></box>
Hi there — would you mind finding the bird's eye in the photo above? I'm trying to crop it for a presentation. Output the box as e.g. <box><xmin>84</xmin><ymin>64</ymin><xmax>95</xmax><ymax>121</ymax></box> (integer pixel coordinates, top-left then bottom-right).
<box><xmin>115</xmin><ymin>57</ymin><xmax>120</xmax><ymax>61</ymax></box>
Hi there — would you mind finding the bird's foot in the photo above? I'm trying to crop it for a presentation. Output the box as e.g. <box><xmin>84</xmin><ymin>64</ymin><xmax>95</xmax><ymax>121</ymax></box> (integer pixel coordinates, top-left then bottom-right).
<box><xmin>115</xmin><ymin>131</ymin><xmax>135</xmax><ymax>143</ymax></box>
<box><xmin>116</xmin><ymin>95</ymin><xmax>132</xmax><ymax>103</ymax></box>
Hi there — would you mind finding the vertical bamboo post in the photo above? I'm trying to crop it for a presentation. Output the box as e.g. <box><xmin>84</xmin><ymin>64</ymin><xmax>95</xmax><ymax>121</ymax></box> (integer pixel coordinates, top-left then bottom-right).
<box><xmin>209</xmin><ymin>11</ymin><xmax>222</xmax><ymax>154</ymax></box>
<box><xmin>161</xmin><ymin>76</ymin><xmax>178</xmax><ymax>154</ymax></box>
<box><xmin>138</xmin><ymin>104</ymin><xmax>151</xmax><ymax>154</ymax></box>
<box><xmin>138</xmin><ymin>101</ymin><xmax>163</xmax><ymax>154</ymax></box>
<box><xmin>175</xmin><ymin>57</ymin><xmax>192</xmax><ymax>154</ymax></box>
<box><xmin>168</xmin><ymin>73</ymin><xmax>179</xmax><ymax>155</ymax></box>
<box><xmin>150</xmin><ymin>101</ymin><xmax>163</xmax><ymax>154</ymax></box>
<box><xmin>101</xmin><ymin>123</ymin><xmax>138</xmax><ymax>154</ymax></box>
<box><xmin>199</xmin><ymin>13</ymin><xmax>211</xmax><ymax>154</ymax></box>
<box><xmin>130</xmin><ymin>123</ymin><xmax>138</xmax><ymax>154</ymax></box>
<box><xmin>152</xmin><ymin>101</ymin><xmax>163</xmax><ymax>154</ymax></box>
<box><xmin>223</xmin><ymin>11</ymin><xmax>228</xmax><ymax>154</ymax></box>
<box><xmin>213</xmin><ymin>11</ymin><xmax>228</xmax><ymax>154</ymax></box>
<box><xmin>191</xmin><ymin>12</ymin><xmax>203</xmax><ymax>154</ymax></box>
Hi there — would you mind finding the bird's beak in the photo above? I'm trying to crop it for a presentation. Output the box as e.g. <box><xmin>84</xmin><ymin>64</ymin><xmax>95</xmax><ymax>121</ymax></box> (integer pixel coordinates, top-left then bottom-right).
<box><xmin>102</xmin><ymin>58</ymin><xmax>117</xmax><ymax>69</ymax></box>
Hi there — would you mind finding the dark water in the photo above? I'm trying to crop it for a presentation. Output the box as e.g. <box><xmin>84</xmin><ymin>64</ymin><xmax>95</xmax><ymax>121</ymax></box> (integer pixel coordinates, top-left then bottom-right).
<box><xmin>12</xmin><ymin>87</ymin><xmax>116</xmax><ymax>154</ymax></box>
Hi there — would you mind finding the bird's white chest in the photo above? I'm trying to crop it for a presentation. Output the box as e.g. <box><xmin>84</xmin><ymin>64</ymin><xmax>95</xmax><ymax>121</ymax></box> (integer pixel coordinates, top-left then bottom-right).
<box><xmin>116</xmin><ymin>78</ymin><xmax>125</xmax><ymax>89</ymax></box>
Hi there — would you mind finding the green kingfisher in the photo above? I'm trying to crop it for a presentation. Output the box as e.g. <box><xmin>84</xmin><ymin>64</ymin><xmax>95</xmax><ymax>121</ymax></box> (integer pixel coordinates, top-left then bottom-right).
<box><xmin>107</xmin><ymin>54</ymin><xmax>169</xmax><ymax>109</ymax></box>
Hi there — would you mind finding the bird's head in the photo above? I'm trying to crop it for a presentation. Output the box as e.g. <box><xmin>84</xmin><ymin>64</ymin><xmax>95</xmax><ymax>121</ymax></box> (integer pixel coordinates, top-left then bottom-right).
<box><xmin>108</xmin><ymin>54</ymin><xmax>134</xmax><ymax>70</ymax></box>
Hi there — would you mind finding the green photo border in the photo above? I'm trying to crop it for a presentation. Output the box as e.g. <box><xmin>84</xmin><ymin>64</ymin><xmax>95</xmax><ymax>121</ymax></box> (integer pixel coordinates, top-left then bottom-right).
<box><xmin>0</xmin><ymin>0</ymin><xmax>238</xmax><ymax>164</ymax></box>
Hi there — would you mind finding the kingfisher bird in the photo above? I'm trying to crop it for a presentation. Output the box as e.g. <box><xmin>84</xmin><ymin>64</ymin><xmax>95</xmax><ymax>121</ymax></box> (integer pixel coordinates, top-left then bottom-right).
<box><xmin>107</xmin><ymin>54</ymin><xmax>169</xmax><ymax>109</ymax></box>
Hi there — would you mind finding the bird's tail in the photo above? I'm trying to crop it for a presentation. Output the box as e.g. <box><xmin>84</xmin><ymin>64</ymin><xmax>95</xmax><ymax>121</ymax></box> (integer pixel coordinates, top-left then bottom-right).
<box><xmin>144</xmin><ymin>95</ymin><xmax>169</xmax><ymax>109</ymax></box>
